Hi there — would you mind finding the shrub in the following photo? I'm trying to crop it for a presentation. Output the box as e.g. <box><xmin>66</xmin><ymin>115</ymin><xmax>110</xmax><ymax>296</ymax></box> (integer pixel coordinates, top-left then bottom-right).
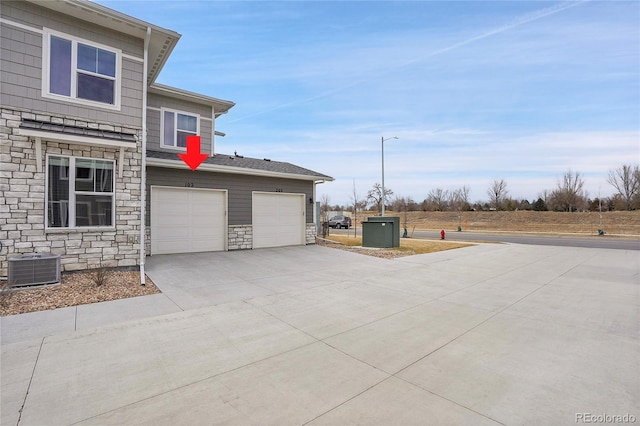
<box><xmin>89</xmin><ymin>264</ymin><xmax>111</xmax><ymax>287</ymax></box>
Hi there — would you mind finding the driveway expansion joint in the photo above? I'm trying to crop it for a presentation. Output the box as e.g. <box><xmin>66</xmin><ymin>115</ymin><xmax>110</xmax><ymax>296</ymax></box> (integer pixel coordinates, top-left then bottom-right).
<box><xmin>16</xmin><ymin>337</ymin><xmax>45</xmax><ymax>426</ymax></box>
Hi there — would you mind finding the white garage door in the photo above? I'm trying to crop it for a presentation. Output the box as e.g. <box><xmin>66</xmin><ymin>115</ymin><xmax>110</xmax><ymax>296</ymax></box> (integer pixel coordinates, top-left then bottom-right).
<box><xmin>151</xmin><ymin>187</ymin><xmax>227</xmax><ymax>255</ymax></box>
<box><xmin>252</xmin><ymin>192</ymin><xmax>305</xmax><ymax>249</ymax></box>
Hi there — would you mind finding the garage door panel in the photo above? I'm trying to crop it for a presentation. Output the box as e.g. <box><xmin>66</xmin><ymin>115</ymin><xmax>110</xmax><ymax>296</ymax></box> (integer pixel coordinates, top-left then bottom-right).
<box><xmin>156</xmin><ymin>214</ymin><xmax>187</xmax><ymax>227</ymax></box>
<box><xmin>156</xmin><ymin>225</ymin><xmax>191</xmax><ymax>239</ymax></box>
<box><xmin>191</xmin><ymin>215</ymin><xmax>215</xmax><ymax>227</ymax></box>
<box><xmin>191</xmin><ymin>240</ymin><xmax>220</xmax><ymax>251</ymax></box>
<box><xmin>156</xmin><ymin>240</ymin><xmax>191</xmax><ymax>253</ymax></box>
<box><xmin>157</xmin><ymin>189</ymin><xmax>189</xmax><ymax>204</ymax></box>
<box><xmin>253</xmin><ymin>193</ymin><xmax>305</xmax><ymax>249</ymax></box>
<box><xmin>158</xmin><ymin>203</ymin><xmax>188</xmax><ymax>215</ymax></box>
<box><xmin>192</xmin><ymin>226</ymin><xmax>223</xmax><ymax>239</ymax></box>
<box><xmin>151</xmin><ymin>187</ymin><xmax>227</xmax><ymax>255</ymax></box>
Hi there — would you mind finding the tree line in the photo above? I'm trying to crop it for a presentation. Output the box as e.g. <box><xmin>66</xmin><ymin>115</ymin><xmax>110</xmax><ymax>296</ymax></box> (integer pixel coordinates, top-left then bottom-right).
<box><xmin>322</xmin><ymin>164</ymin><xmax>640</xmax><ymax>215</ymax></box>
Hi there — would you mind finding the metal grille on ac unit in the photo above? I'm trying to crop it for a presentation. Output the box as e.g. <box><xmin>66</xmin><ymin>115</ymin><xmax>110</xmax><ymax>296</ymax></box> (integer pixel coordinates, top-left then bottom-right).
<box><xmin>7</xmin><ymin>253</ymin><xmax>61</xmax><ymax>287</ymax></box>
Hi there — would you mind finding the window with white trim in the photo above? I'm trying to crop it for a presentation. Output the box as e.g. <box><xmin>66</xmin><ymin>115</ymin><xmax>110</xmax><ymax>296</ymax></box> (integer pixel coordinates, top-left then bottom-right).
<box><xmin>47</xmin><ymin>156</ymin><xmax>115</xmax><ymax>228</ymax></box>
<box><xmin>43</xmin><ymin>30</ymin><xmax>120</xmax><ymax>108</ymax></box>
<box><xmin>162</xmin><ymin>109</ymin><xmax>199</xmax><ymax>148</ymax></box>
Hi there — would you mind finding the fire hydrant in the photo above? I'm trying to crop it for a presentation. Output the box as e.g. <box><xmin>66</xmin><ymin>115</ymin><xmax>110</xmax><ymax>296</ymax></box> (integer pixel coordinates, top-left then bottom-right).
<box><xmin>440</xmin><ymin>229</ymin><xmax>446</xmax><ymax>240</ymax></box>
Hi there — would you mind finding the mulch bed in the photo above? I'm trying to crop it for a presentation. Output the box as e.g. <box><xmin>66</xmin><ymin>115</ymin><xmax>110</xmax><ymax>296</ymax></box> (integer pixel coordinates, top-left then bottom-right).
<box><xmin>0</xmin><ymin>270</ymin><xmax>160</xmax><ymax>317</ymax></box>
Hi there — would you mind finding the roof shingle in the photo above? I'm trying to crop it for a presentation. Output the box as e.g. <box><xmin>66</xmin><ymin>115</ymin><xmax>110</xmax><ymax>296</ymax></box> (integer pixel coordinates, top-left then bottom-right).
<box><xmin>146</xmin><ymin>150</ymin><xmax>333</xmax><ymax>181</ymax></box>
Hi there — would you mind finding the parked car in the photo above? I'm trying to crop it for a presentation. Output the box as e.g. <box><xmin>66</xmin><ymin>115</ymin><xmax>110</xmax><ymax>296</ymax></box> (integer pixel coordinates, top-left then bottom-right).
<box><xmin>328</xmin><ymin>215</ymin><xmax>352</xmax><ymax>229</ymax></box>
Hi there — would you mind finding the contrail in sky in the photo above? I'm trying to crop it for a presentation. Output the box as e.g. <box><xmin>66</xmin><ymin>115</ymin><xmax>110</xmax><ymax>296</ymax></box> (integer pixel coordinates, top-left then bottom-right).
<box><xmin>228</xmin><ymin>0</ymin><xmax>587</xmax><ymax>123</ymax></box>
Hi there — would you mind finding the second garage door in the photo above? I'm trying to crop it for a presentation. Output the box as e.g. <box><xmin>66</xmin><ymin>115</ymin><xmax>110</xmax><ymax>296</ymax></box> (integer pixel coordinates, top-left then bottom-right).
<box><xmin>252</xmin><ymin>192</ymin><xmax>306</xmax><ymax>249</ymax></box>
<box><xmin>151</xmin><ymin>187</ymin><xmax>227</xmax><ymax>255</ymax></box>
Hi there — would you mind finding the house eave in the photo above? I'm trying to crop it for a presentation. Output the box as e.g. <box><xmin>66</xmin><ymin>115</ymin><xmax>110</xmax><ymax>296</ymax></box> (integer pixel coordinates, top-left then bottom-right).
<box><xmin>26</xmin><ymin>0</ymin><xmax>180</xmax><ymax>84</ymax></box>
<box><xmin>149</xmin><ymin>83</ymin><xmax>235</xmax><ymax>113</ymax></box>
<box><xmin>146</xmin><ymin>157</ymin><xmax>334</xmax><ymax>182</ymax></box>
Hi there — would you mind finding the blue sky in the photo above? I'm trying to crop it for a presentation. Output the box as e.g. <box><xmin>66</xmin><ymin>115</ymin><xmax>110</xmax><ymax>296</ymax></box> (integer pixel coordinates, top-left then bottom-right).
<box><xmin>100</xmin><ymin>0</ymin><xmax>639</xmax><ymax>206</ymax></box>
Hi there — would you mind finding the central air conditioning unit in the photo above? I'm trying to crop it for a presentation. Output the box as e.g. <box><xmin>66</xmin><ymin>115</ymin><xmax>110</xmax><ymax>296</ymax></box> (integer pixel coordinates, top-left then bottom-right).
<box><xmin>7</xmin><ymin>253</ymin><xmax>61</xmax><ymax>287</ymax></box>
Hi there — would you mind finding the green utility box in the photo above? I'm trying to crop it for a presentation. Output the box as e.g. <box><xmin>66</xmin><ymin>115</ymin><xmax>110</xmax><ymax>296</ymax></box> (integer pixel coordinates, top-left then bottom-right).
<box><xmin>362</xmin><ymin>216</ymin><xmax>400</xmax><ymax>248</ymax></box>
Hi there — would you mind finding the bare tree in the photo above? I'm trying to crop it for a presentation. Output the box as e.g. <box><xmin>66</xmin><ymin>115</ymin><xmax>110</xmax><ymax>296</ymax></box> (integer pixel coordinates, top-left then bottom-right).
<box><xmin>450</xmin><ymin>186</ymin><xmax>471</xmax><ymax>212</ymax></box>
<box><xmin>487</xmin><ymin>179</ymin><xmax>509</xmax><ymax>210</ymax></box>
<box><xmin>425</xmin><ymin>188</ymin><xmax>449</xmax><ymax>211</ymax></box>
<box><xmin>391</xmin><ymin>195</ymin><xmax>414</xmax><ymax>234</ymax></box>
<box><xmin>607</xmin><ymin>164</ymin><xmax>640</xmax><ymax>210</ymax></box>
<box><xmin>551</xmin><ymin>169</ymin><xmax>586</xmax><ymax>212</ymax></box>
<box><xmin>350</xmin><ymin>180</ymin><xmax>364</xmax><ymax>237</ymax></box>
<box><xmin>319</xmin><ymin>194</ymin><xmax>331</xmax><ymax>223</ymax></box>
<box><xmin>450</xmin><ymin>186</ymin><xmax>471</xmax><ymax>229</ymax></box>
<box><xmin>366</xmin><ymin>182</ymin><xmax>393</xmax><ymax>213</ymax></box>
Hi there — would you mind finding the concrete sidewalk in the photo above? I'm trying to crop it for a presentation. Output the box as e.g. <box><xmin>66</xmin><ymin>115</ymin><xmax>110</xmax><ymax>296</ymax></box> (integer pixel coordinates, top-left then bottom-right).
<box><xmin>2</xmin><ymin>244</ymin><xmax>639</xmax><ymax>425</ymax></box>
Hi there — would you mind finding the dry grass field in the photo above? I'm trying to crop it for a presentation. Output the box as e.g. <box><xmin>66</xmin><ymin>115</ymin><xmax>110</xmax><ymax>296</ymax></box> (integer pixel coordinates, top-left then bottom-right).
<box><xmin>324</xmin><ymin>234</ymin><xmax>471</xmax><ymax>252</ymax></box>
<box><xmin>347</xmin><ymin>210</ymin><xmax>640</xmax><ymax>236</ymax></box>
<box><xmin>319</xmin><ymin>234</ymin><xmax>472</xmax><ymax>258</ymax></box>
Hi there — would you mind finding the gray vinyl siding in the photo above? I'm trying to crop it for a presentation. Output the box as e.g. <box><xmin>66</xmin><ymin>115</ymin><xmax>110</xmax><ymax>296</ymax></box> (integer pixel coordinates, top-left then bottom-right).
<box><xmin>147</xmin><ymin>108</ymin><xmax>162</xmax><ymax>149</ymax></box>
<box><xmin>147</xmin><ymin>92</ymin><xmax>214</xmax><ymax>154</ymax></box>
<box><xmin>146</xmin><ymin>166</ymin><xmax>314</xmax><ymax>226</ymax></box>
<box><xmin>0</xmin><ymin>1</ymin><xmax>143</xmax><ymax>128</ymax></box>
<box><xmin>0</xmin><ymin>22</ymin><xmax>42</xmax><ymax>109</ymax></box>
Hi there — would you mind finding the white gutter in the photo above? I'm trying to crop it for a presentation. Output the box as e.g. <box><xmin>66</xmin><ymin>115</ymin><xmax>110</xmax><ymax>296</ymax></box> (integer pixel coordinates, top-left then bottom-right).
<box><xmin>149</xmin><ymin>83</ymin><xmax>235</xmax><ymax>108</ymax></box>
<box><xmin>139</xmin><ymin>26</ymin><xmax>151</xmax><ymax>285</ymax></box>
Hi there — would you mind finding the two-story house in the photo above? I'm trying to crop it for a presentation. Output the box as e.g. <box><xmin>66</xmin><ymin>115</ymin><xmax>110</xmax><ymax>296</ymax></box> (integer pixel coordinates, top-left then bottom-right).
<box><xmin>1</xmin><ymin>0</ymin><xmax>332</xmax><ymax>280</ymax></box>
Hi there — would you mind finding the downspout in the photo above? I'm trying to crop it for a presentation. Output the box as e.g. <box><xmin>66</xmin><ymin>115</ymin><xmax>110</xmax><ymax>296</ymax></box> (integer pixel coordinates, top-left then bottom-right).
<box><xmin>139</xmin><ymin>26</ymin><xmax>151</xmax><ymax>285</ymax></box>
<box><xmin>211</xmin><ymin>107</ymin><xmax>215</xmax><ymax>156</ymax></box>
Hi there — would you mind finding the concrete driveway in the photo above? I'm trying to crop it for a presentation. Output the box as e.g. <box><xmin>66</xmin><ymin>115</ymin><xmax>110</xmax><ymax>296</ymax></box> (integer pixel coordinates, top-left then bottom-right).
<box><xmin>2</xmin><ymin>243</ymin><xmax>639</xmax><ymax>425</ymax></box>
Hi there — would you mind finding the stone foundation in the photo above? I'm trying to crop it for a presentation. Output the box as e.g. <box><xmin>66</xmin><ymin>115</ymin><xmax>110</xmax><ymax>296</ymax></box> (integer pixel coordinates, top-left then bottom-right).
<box><xmin>306</xmin><ymin>223</ymin><xmax>317</xmax><ymax>244</ymax></box>
<box><xmin>228</xmin><ymin>225</ymin><xmax>252</xmax><ymax>250</ymax></box>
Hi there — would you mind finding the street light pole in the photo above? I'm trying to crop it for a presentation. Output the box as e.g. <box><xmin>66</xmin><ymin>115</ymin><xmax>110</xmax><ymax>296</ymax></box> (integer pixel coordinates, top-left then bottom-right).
<box><xmin>381</xmin><ymin>136</ymin><xmax>398</xmax><ymax>216</ymax></box>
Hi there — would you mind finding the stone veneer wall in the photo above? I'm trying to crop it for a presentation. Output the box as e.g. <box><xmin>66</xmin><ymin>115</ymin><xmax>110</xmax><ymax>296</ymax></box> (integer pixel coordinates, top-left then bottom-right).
<box><xmin>0</xmin><ymin>108</ymin><xmax>142</xmax><ymax>276</ymax></box>
<box><xmin>306</xmin><ymin>223</ymin><xmax>317</xmax><ymax>244</ymax></box>
<box><xmin>228</xmin><ymin>225</ymin><xmax>252</xmax><ymax>250</ymax></box>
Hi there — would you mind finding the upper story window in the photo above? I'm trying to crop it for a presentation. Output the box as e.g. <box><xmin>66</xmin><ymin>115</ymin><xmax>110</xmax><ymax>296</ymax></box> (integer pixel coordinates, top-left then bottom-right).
<box><xmin>43</xmin><ymin>30</ymin><xmax>121</xmax><ymax>109</ymax></box>
<box><xmin>162</xmin><ymin>108</ymin><xmax>199</xmax><ymax>148</ymax></box>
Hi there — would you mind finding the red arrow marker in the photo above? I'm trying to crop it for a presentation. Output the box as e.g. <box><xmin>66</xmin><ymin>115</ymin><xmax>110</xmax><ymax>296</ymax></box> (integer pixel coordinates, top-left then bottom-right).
<box><xmin>178</xmin><ymin>135</ymin><xmax>208</xmax><ymax>171</ymax></box>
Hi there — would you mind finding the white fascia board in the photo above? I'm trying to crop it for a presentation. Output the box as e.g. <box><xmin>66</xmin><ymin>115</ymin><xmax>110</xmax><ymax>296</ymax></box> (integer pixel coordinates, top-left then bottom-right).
<box><xmin>149</xmin><ymin>84</ymin><xmax>235</xmax><ymax>111</ymax></box>
<box><xmin>27</xmin><ymin>0</ymin><xmax>179</xmax><ymax>39</ymax></box>
<box><xmin>146</xmin><ymin>157</ymin><xmax>333</xmax><ymax>182</ymax></box>
<box><xmin>19</xmin><ymin>128</ymin><xmax>137</xmax><ymax>149</ymax></box>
